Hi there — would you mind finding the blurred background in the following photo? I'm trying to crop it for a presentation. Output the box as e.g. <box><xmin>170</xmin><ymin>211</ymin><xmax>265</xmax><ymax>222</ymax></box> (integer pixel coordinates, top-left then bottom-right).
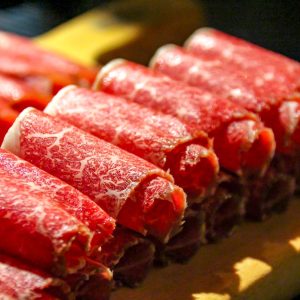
<box><xmin>0</xmin><ymin>0</ymin><xmax>299</xmax><ymax>64</ymax></box>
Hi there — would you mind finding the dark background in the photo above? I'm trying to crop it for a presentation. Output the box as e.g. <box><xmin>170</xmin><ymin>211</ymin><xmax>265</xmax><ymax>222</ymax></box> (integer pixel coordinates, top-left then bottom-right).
<box><xmin>0</xmin><ymin>0</ymin><xmax>299</xmax><ymax>60</ymax></box>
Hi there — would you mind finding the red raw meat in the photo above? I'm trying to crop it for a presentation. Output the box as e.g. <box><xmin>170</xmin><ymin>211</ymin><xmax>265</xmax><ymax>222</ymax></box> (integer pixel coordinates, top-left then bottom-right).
<box><xmin>0</xmin><ymin>73</ymin><xmax>51</xmax><ymax>111</ymax></box>
<box><xmin>96</xmin><ymin>59</ymin><xmax>275</xmax><ymax>176</ymax></box>
<box><xmin>2</xmin><ymin>108</ymin><xmax>186</xmax><ymax>242</ymax></box>
<box><xmin>0</xmin><ymin>150</ymin><xmax>152</xmax><ymax>288</ymax></box>
<box><xmin>151</xmin><ymin>43</ymin><xmax>300</xmax><ymax>154</ymax></box>
<box><xmin>45</xmin><ymin>87</ymin><xmax>246</xmax><ymax>252</ymax></box>
<box><xmin>0</xmin><ymin>254</ymin><xmax>68</xmax><ymax>300</ymax></box>
<box><xmin>45</xmin><ymin>85</ymin><xmax>219</xmax><ymax>197</ymax></box>
<box><xmin>0</xmin><ymin>31</ymin><xmax>98</xmax><ymax>93</ymax></box>
<box><xmin>0</xmin><ymin>253</ymin><xmax>112</xmax><ymax>300</ymax></box>
<box><xmin>0</xmin><ymin>99</ymin><xmax>18</xmax><ymax>144</ymax></box>
<box><xmin>0</xmin><ymin>170</ymin><xmax>92</xmax><ymax>276</ymax></box>
<box><xmin>150</xmin><ymin>44</ymin><xmax>297</xmax><ymax>216</ymax></box>
<box><xmin>185</xmin><ymin>28</ymin><xmax>300</xmax><ymax>87</ymax></box>
<box><xmin>95</xmin><ymin>60</ymin><xmax>295</xmax><ymax>221</ymax></box>
<box><xmin>0</xmin><ymin>148</ymin><xmax>115</xmax><ymax>251</ymax></box>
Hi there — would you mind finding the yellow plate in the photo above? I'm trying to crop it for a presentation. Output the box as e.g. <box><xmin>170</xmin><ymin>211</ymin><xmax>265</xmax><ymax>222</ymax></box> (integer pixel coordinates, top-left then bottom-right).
<box><xmin>36</xmin><ymin>0</ymin><xmax>204</xmax><ymax>66</ymax></box>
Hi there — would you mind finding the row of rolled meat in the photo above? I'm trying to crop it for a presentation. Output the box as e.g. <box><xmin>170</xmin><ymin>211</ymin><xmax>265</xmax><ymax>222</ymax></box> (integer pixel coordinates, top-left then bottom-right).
<box><xmin>0</xmin><ymin>28</ymin><xmax>299</xmax><ymax>299</ymax></box>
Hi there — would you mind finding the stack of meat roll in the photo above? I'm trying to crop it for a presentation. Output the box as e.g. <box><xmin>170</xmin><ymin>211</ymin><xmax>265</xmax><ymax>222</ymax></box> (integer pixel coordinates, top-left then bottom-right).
<box><xmin>0</xmin><ymin>254</ymin><xmax>70</xmax><ymax>300</ymax></box>
<box><xmin>2</xmin><ymin>108</ymin><xmax>186</xmax><ymax>242</ymax></box>
<box><xmin>0</xmin><ymin>28</ymin><xmax>299</xmax><ymax>299</ymax></box>
<box><xmin>0</xmin><ymin>73</ymin><xmax>51</xmax><ymax>111</ymax></box>
<box><xmin>44</xmin><ymin>86</ymin><xmax>245</xmax><ymax>259</ymax></box>
<box><xmin>184</xmin><ymin>28</ymin><xmax>300</xmax><ymax>185</ymax></box>
<box><xmin>94</xmin><ymin>59</ymin><xmax>277</xmax><ymax>220</ymax></box>
<box><xmin>0</xmin><ymin>148</ymin><xmax>155</xmax><ymax>289</ymax></box>
<box><xmin>0</xmin><ymin>148</ymin><xmax>117</xmax><ymax>298</ymax></box>
<box><xmin>0</xmin><ymin>31</ymin><xmax>97</xmax><ymax>93</ymax></box>
<box><xmin>1</xmin><ymin>107</ymin><xmax>186</xmax><ymax>290</ymax></box>
<box><xmin>151</xmin><ymin>28</ymin><xmax>300</xmax><ymax>197</ymax></box>
<box><xmin>0</xmin><ymin>31</ymin><xmax>98</xmax><ymax>144</ymax></box>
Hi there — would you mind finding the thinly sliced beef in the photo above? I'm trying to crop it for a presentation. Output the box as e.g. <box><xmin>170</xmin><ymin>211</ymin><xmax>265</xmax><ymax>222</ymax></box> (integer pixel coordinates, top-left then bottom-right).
<box><xmin>95</xmin><ymin>60</ymin><xmax>279</xmax><ymax>220</ymax></box>
<box><xmin>0</xmin><ymin>99</ymin><xmax>18</xmax><ymax>144</ymax></box>
<box><xmin>0</xmin><ymin>148</ymin><xmax>157</xmax><ymax>289</ymax></box>
<box><xmin>0</xmin><ymin>74</ymin><xmax>51</xmax><ymax>111</ymax></box>
<box><xmin>0</xmin><ymin>254</ymin><xmax>69</xmax><ymax>300</ymax></box>
<box><xmin>185</xmin><ymin>28</ymin><xmax>300</xmax><ymax>87</ymax></box>
<box><xmin>154</xmin><ymin>33</ymin><xmax>300</xmax><ymax>191</ymax></box>
<box><xmin>96</xmin><ymin>59</ymin><xmax>275</xmax><ymax>177</ymax></box>
<box><xmin>2</xmin><ymin>108</ymin><xmax>186</xmax><ymax>243</ymax></box>
<box><xmin>152</xmin><ymin>44</ymin><xmax>300</xmax><ymax>154</ymax></box>
<box><xmin>45</xmin><ymin>85</ymin><xmax>219</xmax><ymax>198</ymax></box>
<box><xmin>0</xmin><ymin>170</ymin><xmax>92</xmax><ymax>276</ymax></box>
<box><xmin>150</xmin><ymin>43</ymin><xmax>298</xmax><ymax>208</ymax></box>
<box><xmin>187</xmin><ymin>28</ymin><xmax>300</xmax><ymax>187</ymax></box>
<box><xmin>0</xmin><ymin>31</ymin><xmax>97</xmax><ymax>93</ymax></box>
<box><xmin>0</xmin><ymin>148</ymin><xmax>115</xmax><ymax>251</ymax></box>
<box><xmin>45</xmin><ymin>86</ymin><xmax>249</xmax><ymax>263</ymax></box>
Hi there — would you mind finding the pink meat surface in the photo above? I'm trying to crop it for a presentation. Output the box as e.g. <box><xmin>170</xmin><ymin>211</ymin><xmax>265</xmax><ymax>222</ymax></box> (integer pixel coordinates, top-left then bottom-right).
<box><xmin>150</xmin><ymin>42</ymin><xmax>297</xmax><ymax>214</ymax></box>
<box><xmin>0</xmin><ymin>148</ymin><xmax>115</xmax><ymax>251</ymax></box>
<box><xmin>181</xmin><ymin>29</ymin><xmax>300</xmax><ymax>153</ymax></box>
<box><xmin>0</xmin><ymin>73</ymin><xmax>51</xmax><ymax>111</ymax></box>
<box><xmin>185</xmin><ymin>28</ymin><xmax>300</xmax><ymax>86</ymax></box>
<box><xmin>96</xmin><ymin>60</ymin><xmax>275</xmax><ymax>175</ymax></box>
<box><xmin>0</xmin><ymin>170</ymin><xmax>91</xmax><ymax>276</ymax></box>
<box><xmin>45</xmin><ymin>85</ymin><xmax>219</xmax><ymax>197</ymax></box>
<box><xmin>0</xmin><ymin>254</ymin><xmax>69</xmax><ymax>300</ymax></box>
<box><xmin>0</xmin><ymin>31</ymin><xmax>97</xmax><ymax>93</ymax></box>
<box><xmin>2</xmin><ymin>108</ymin><xmax>186</xmax><ymax>242</ymax></box>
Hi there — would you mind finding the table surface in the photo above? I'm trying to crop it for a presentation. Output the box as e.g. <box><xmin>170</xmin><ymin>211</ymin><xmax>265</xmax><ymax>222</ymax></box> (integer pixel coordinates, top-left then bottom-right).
<box><xmin>112</xmin><ymin>200</ymin><xmax>300</xmax><ymax>300</ymax></box>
